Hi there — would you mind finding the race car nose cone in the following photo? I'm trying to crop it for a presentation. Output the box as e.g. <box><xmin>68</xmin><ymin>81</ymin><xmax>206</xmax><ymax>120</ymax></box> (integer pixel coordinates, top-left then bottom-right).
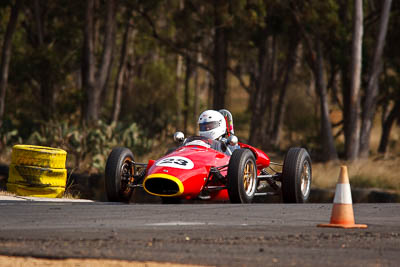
<box><xmin>143</xmin><ymin>173</ymin><xmax>184</xmax><ymax>197</ymax></box>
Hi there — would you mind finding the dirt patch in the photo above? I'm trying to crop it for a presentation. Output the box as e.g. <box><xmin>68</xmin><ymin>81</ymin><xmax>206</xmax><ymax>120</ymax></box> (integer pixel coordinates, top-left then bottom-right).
<box><xmin>0</xmin><ymin>190</ymin><xmax>15</xmax><ymax>197</ymax></box>
<box><xmin>0</xmin><ymin>255</ymin><xmax>209</xmax><ymax>267</ymax></box>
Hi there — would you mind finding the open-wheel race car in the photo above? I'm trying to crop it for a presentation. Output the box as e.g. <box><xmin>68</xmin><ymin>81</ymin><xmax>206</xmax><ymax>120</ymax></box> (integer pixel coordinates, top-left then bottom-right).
<box><xmin>105</xmin><ymin>110</ymin><xmax>312</xmax><ymax>204</ymax></box>
<box><xmin>104</xmin><ymin>135</ymin><xmax>312</xmax><ymax>204</ymax></box>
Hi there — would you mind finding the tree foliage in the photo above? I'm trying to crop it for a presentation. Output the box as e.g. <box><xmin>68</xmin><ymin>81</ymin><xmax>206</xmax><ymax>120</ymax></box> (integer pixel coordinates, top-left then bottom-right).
<box><xmin>0</xmin><ymin>0</ymin><xmax>399</xmax><ymax>170</ymax></box>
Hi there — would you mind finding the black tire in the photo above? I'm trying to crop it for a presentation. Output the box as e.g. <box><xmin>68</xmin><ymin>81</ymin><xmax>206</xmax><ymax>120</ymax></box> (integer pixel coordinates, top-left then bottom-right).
<box><xmin>281</xmin><ymin>147</ymin><xmax>312</xmax><ymax>203</ymax></box>
<box><xmin>161</xmin><ymin>197</ymin><xmax>182</xmax><ymax>204</ymax></box>
<box><xmin>227</xmin><ymin>149</ymin><xmax>257</xmax><ymax>203</ymax></box>
<box><xmin>105</xmin><ymin>147</ymin><xmax>134</xmax><ymax>202</ymax></box>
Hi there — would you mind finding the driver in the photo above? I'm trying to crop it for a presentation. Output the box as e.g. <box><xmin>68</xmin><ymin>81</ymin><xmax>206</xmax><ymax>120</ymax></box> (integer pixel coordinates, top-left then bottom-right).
<box><xmin>198</xmin><ymin>110</ymin><xmax>227</xmax><ymax>140</ymax></box>
<box><xmin>198</xmin><ymin>109</ymin><xmax>239</xmax><ymax>155</ymax></box>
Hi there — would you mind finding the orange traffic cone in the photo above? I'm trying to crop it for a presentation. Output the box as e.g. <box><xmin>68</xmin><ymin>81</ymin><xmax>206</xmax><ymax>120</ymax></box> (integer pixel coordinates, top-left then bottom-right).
<box><xmin>318</xmin><ymin>166</ymin><xmax>367</xmax><ymax>229</ymax></box>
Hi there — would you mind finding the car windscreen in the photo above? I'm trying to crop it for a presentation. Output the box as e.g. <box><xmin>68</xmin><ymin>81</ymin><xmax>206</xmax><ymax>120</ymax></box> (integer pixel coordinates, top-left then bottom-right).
<box><xmin>182</xmin><ymin>136</ymin><xmax>223</xmax><ymax>151</ymax></box>
<box><xmin>183</xmin><ymin>136</ymin><xmax>212</xmax><ymax>148</ymax></box>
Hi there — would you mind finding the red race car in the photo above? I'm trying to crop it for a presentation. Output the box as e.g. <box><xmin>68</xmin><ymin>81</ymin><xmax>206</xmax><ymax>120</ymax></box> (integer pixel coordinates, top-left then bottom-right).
<box><xmin>104</xmin><ymin>133</ymin><xmax>312</xmax><ymax>204</ymax></box>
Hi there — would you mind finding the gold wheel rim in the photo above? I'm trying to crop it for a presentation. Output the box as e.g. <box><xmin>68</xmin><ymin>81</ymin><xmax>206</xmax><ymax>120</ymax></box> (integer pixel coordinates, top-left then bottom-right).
<box><xmin>300</xmin><ymin>161</ymin><xmax>311</xmax><ymax>197</ymax></box>
<box><xmin>121</xmin><ymin>158</ymin><xmax>133</xmax><ymax>196</ymax></box>
<box><xmin>243</xmin><ymin>160</ymin><xmax>255</xmax><ymax>196</ymax></box>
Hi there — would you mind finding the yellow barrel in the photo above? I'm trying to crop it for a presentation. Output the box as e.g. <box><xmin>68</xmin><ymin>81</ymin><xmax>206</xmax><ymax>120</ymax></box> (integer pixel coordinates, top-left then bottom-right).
<box><xmin>7</xmin><ymin>145</ymin><xmax>68</xmax><ymax>198</ymax></box>
<box><xmin>11</xmin><ymin>145</ymin><xmax>67</xmax><ymax>169</ymax></box>
<box><xmin>6</xmin><ymin>183</ymin><xmax>66</xmax><ymax>198</ymax></box>
<box><xmin>8</xmin><ymin>164</ymin><xmax>67</xmax><ymax>187</ymax></box>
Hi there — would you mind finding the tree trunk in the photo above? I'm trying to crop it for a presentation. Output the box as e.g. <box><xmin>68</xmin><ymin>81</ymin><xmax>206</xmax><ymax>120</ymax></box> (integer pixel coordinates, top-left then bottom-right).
<box><xmin>290</xmin><ymin>6</ymin><xmax>338</xmax><ymax>160</ymax></box>
<box><xmin>98</xmin><ymin>0</ymin><xmax>116</xmax><ymax>104</ymax></box>
<box><xmin>192</xmin><ymin>52</ymin><xmax>201</xmax><ymax>132</ymax></box>
<box><xmin>82</xmin><ymin>0</ymin><xmax>96</xmax><ymax>122</ymax></box>
<box><xmin>359</xmin><ymin>0</ymin><xmax>392</xmax><ymax>158</ymax></box>
<box><xmin>269</xmin><ymin>40</ymin><xmax>299</xmax><ymax>148</ymax></box>
<box><xmin>0</xmin><ymin>0</ymin><xmax>22</xmax><ymax>128</ymax></box>
<box><xmin>33</xmin><ymin>0</ymin><xmax>55</xmax><ymax>120</ymax></box>
<box><xmin>207</xmin><ymin>72</ymin><xmax>213</xmax><ymax>108</ymax></box>
<box><xmin>175</xmin><ymin>54</ymin><xmax>183</xmax><ymax>130</ymax></box>
<box><xmin>212</xmin><ymin>1</ymin><xmax>228</xmax><ymax>110</ymax></box>
<box><xmin>33</xmin><ymin>0</ymin><xmax>43</xmax><ymax>45</ymax></box>
<box><xmin>93</xmin><ymin>0</ymin><xmax>100</xmax><ymax>55</ymax></box>
<box><xmin>111</xmin><ymin>16</ymin><xmax>135</xmax><ymax>124</ymax></box>
<box><xmin>183</xmin><ymin>57</ymin><xmax>192</xmax><ymax>134</ymax></box>
<box><xmin>378</xmin><ymin>100</ymin><xmax>400</xmax><ymax>154</ymax></box>
<box><xmin>263</xmin><ymin>35</ymin><xmax>277</xmax><ymax>146</ymax></box>
<box><xmin>314</xmin><ymin>41</ymin><xmax>338</xmax><ymax>161</ymax></box>
<box><xmin>248</xmin><ymin>38</ymin><xmax>269</xmax><ymax>146</ymax></box>
<box><xmin>345</xmin><ymin>0</ymin><xmax>363</xmax><ymax>161</ymax></box>
<box><xmin>124</xmin><ymin>47</ymin><xmax>136</xmax><ymax>97</ymax></box>
<box><xmin>83</xmin><ymin>0</ymin><xmax>116</xmax><ymax>123</ymax></box>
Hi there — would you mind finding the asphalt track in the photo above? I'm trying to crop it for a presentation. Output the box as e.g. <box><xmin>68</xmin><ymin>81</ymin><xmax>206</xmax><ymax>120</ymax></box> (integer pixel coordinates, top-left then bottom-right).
<box><xmin>0</xmin><ymin>202</ymin><xmax>399</xmax><ymax>266</ymax></box>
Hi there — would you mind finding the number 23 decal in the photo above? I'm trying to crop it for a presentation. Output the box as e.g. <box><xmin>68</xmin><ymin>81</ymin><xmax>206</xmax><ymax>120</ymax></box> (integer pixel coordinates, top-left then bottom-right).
<box><xmin>156</xmin><ymin>156</ymin><xmax>194</xmax><ymax>169</ymax></box>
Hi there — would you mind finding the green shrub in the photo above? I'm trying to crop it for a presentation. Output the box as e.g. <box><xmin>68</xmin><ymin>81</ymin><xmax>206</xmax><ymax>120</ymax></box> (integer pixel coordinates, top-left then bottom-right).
<box><xmin>25</xmin><ymin>120</ymin><xmax>148</xmax><ymax>172</ymax></box>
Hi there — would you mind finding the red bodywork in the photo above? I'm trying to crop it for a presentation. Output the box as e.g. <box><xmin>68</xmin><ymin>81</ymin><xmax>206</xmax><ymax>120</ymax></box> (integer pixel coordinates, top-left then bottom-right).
<box><xmin>143</xmin><ymin>139</ymin><xmax>270</xmax><ymax>201</ymax></box>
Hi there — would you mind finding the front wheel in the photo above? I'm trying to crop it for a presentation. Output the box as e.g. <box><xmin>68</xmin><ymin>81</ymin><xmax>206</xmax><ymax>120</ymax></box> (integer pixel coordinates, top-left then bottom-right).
<box><xmin>227</xmin><ymin>149</ymin><xmax>257</xmax><ymax>203</ymax></box>
<box><xmin>105</xmin><ymin>147</ymin><xmax>135</xmax><ymax>202</ymax></box>
<box><xmin>281</xmin><ymin>147</ymin><xmax>312</xmax><ymax>203</ymax></box>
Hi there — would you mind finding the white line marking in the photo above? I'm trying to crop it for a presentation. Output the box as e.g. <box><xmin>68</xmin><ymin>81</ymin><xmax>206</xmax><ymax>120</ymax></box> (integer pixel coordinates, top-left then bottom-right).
<box><xmin>146</xmin><ymin>221</ymin><xmax>208</xmax><ymax>226</ymax></box>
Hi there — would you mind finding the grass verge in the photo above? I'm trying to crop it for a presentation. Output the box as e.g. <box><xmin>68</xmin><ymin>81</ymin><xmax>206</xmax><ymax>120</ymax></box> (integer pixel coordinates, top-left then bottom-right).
<box><xmin>312</xmin><ymin>156</ymin><xmax>400</xmax><ymax>191</ymax></box>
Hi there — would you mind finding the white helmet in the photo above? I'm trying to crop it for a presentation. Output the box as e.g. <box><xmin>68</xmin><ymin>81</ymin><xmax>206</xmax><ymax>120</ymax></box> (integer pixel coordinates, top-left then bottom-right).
<box><xmin>198</xmin><ymin>110</ymin><xmax>227</xmax><ymax>140</ymax></box>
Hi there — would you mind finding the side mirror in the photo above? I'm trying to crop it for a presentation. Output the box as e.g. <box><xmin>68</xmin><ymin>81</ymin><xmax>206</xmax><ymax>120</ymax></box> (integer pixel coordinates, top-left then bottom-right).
<box><xmin>173</xmin><ymin>132</ymin><xmax>185</xmax><ymax>143</ymax></box>
<box><xmin>227</xmin><ymin>135</ymin><xmax>238</xmax><ymax>146</ymax></box>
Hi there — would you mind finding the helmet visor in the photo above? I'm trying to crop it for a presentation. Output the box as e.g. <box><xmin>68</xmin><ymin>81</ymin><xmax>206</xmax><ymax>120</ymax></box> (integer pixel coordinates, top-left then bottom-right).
<box><xmin>199</xmin><ymin>121</ymin><xmax>220</xmax><ymax>132</ymax></box>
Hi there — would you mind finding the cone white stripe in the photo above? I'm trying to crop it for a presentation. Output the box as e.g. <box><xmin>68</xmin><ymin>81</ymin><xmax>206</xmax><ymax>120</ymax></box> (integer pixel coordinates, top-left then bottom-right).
<box><xmin>333</xmin><ymin>183</ymin><xmax>353</xmax><ymax>204</ymax></box>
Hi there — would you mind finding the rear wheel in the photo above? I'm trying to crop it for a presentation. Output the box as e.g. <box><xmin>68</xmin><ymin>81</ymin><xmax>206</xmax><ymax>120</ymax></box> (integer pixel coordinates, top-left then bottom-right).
<box><xmin>227</xmin><ymin>149</ymin><xmax>257</xmax><ymax>203</ymax></box>
<box><xmin>282</xmin><ymin>147</ymin><xmax>312</xmax><ymax>203</ymax></box>
<box><xmin>105</xmin><ymin>147</ymin><xmax>134</xmax><ymax>202</ymax></box>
